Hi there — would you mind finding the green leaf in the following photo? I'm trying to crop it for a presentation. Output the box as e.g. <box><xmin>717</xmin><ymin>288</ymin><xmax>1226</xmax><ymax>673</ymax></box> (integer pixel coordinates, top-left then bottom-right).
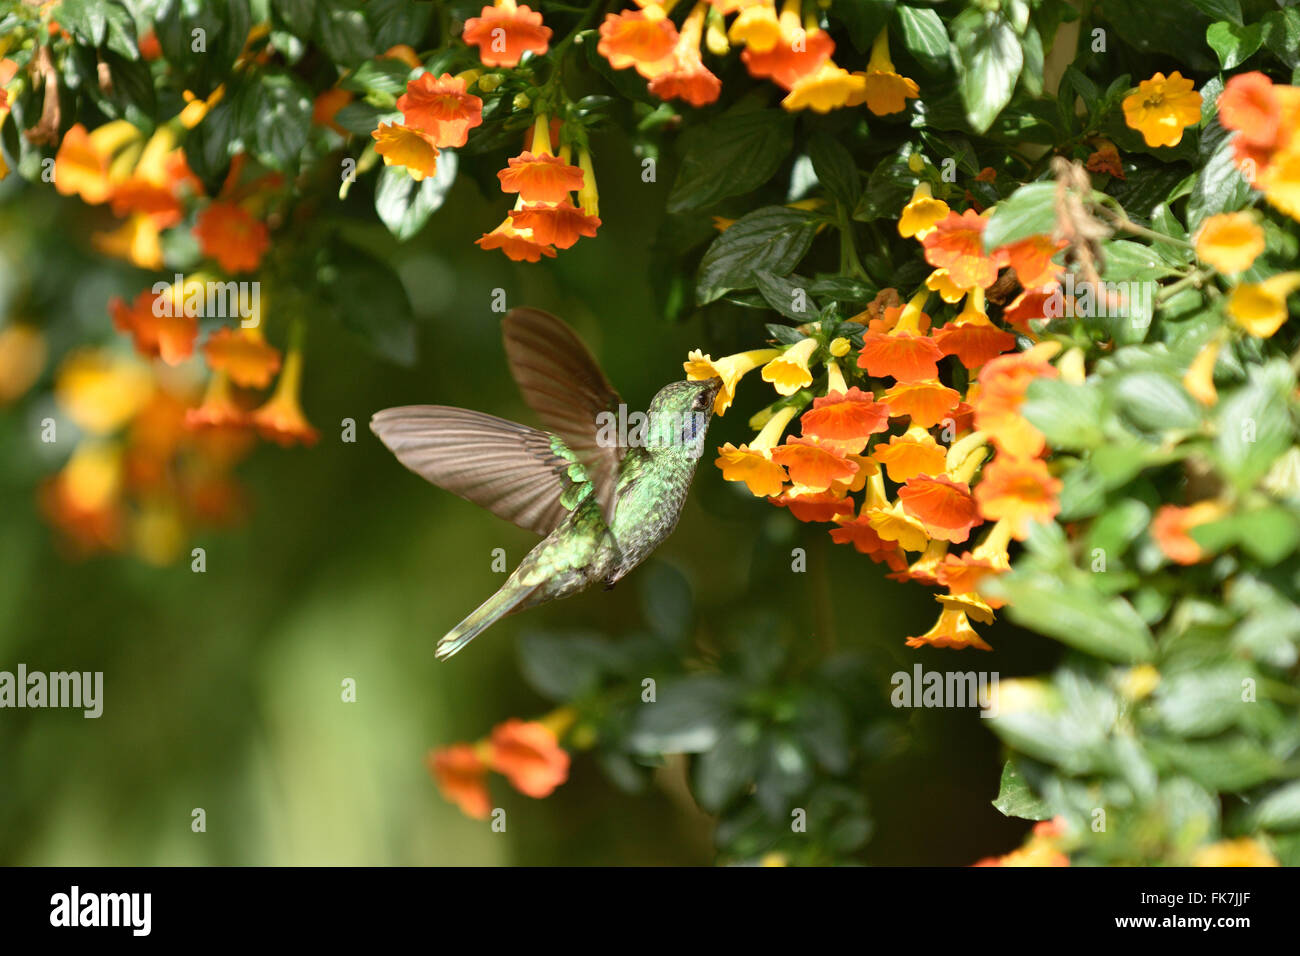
<box><xmin>1021</xmin><ymin>378</ymin><xmax>1105</xmax><ymax>450</ymax></box>
<box><xmin>629</xmin><ymin>676</ymin><xmax>740</xmax><ymax>754</ymax></box>
<box><xmin>315</xmin><ymin>0</ymin><xmax>375</xmax><ymax>66</ymax></box>
<box><xmin>374</xmin><ymin>153</ymin><xmax>457</xmax><ymax>241</ymax></box>
<box><xmin>852</xmin><ymin>147</ymin><xmax>920</xmax><ymax>221</ymax></box>
<box><xmin>996</xmin><ymin>572</ymin><xmax>1157</xmax><ymax>663</ymax></box>
<box><xmin>319</xmin><ymin>239</ymin><xmax>418</xmax><ymax>365</ymax></box>
<box><xmin>1262</xmin><ymin>6</ymin><xmax>1300</xmax><ymax>69</ymax></box>
<box><xmin>992</xmin><ymin>760</ymin><xmax>1053</xmax><ymax>821</ymax></box>
<box><xmin>895</xmin><ymin>6</ymin><xmax>949</xmax><ymax>73</ymax></box>
<box><xmin>517</xmin><ymin>631</ymin><xmax>613</xmax><ymax>701</ymax></box>
<box><xmin>950</xmin><ymin>9</ymin><xmax>1022</xmax><ymax>134</ymax></box>
<box><xmin>1245</xmin><ymin>781</ymin><xmax>1300</xmax><ymax>831</ymax></box>
<box><xmin>367</xmin><ymin>0</ymin><xmax>433</xmax><ymax>50</ymax></box>
<box><xmin>694</xmin><ymin>725</ymin><xmax>761</xmax><ymax>812</ymax></box>
<box><xmin>1214</xmin><ymin>360</ymin><xmax>1296</xmax><ymax>489</ymax></box>
<box><xmin>1186</xmin><ymin>0</ymin><xmax>1242</xmax><ymax>25</ymax></box>
<box><xmin>668</xmin><ymin>108</ymin><xmax>795</xmax><ymax>212</ymax></box>
<box><xmin>341</xmin><ymin>57</ymin><xmax>413</xmax><ymax>97</ymax></box>
<box><xmin>982</xmin><ymin>181</ymin><xmax>1057</xmax><ymax>250</ymax></box>
<box><xmin>1206</xmin><ymin>20</ymin><xmax>1265</xmax><ymax>70</ymax></box>
<box><xmin>1112</xmin><ymin>371</ymin><xmax>1203</xmax><ymax>433</ymax></box>
<box><xmin>696</xmin><ymin>207</ymin><xmax>820</xmax><ymax>305</ymax></box>
<box><xmin>272</xmin><ymin>0</ymin><xmax>316</xmax><ymax>35</ymax></box>
<box><xmin>1187</xmin><ymin>119</ymin><xmax>1255</xmax><ymax>233</ymax></box>
<box><xmin>755</xmin><ymin>272</ymin><xmax>821</xmax><ymax>320</ymax></box>
<box><xmin>834</xmin><ymin>0</ymin><xmax>896</xmax><ymax>53</ymax></box>
<box><xmin>807</xmin><ymin>131</ymin><xmax>860</xmax><ymax>206</ymax></box>
<box><xmin>249</xmin><ymin>73</ymin><xmax>313</xmax><ymax>171</ymax></box>
<box><xmin>57</xmin><ymin>0</ymin><xmax>138</xmax><ymax>58</ymax></box>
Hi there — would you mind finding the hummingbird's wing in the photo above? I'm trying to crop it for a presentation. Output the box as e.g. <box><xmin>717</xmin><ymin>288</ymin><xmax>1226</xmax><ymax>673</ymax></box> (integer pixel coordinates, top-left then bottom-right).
<box><xmin>502</xmin><ymin>308</ymin><xmax>624</xmax><ymax>527</ymax></box>
<box><xmin>370</xmin><ymin>405</ymin><xmax>593</xmax><ymax>536</ymax></box>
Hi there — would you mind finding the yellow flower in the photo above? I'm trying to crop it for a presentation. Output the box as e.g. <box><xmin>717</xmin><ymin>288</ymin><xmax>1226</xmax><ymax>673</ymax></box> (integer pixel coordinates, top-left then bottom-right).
<box><xmin>1122</xmin><ymin>72</ymin><xmax>1201</xmax><ymax>148</ymax></box>
<box><xmin>1117</xmin><ymin>664</ymin><xmax>1161</xmax><ymax>701</ymax></box>
<box><xmin>715</xmin><ymin>405</ymin><xmax>798</xmax><ymax>497</ymax></box>
<box><xmin>848</xmin><ymin>30</ymin><xmax>919</xmax><ymax>116</ymax></box>
<box><xmin>371</xmin><ymin>122</ymin><xmax>440</xmax><ymax>180</ymax></box>
<box><xmin>1226</xmin><ymin>271</ymin><xmax>1300</xmax><ymax>337</ymax></box>
<box><xmin>1195</xmin><ymin>212</ymin><xmax>1266</xmax><ymax>274</ymax></box>
<box><xmin>899</xmin><ymin>183</ymin><xmax>950</xmax><ymax>240</ymax></box>
<box><xmin>761</xmin><ymin>337</ymin><xmax>819</xmax><ymax>395</ymax></box>
<box><xmin>925</xmin><ymin>267</ymin><xmax>968</xmax><ymax>303</ymax></box>
<box><xmin>60</xmin><ymin>441</ymin><xmax>124</xmax><ymax>512</ymax></box>
<box><xmin>1183</xmin><ymin>336</ymin><xmax>1221</xmax><ymax>406</ymax></box>
<box><xmin>54</xmin><ymin>348</ymin><xmax>152</xmax><ymax>435</ymax></box>
<box><xmin>0</xmin><ymin>325</ymin><xmax>47</xmax><ymax>405</ymax></box>
<box><xmin>905</xmin><ymin>606</ymin><xmax>992</xmax><ymax>651</ymax></box>
<box><xmin>867</xmin><ymin>500</ymin><xmax>930</xmax><ymax>553</ymax></box>
<box><xmin>1259</xmin><ymin>146</ymin><xmax>1300</xmax><ymax>222</ymax></box>
<box><xmin>685</xmin><ymin>347</ymin><xmax>781</xmax><ymax>414</ymax></box>
<box><xmin>92</xmin><ymin>213</ymin><xmax>163</xmax><ymax>269</ymax></box>
<box><xmin>1192</xmin><ymin>838</ymin><xmax>1278</xmax><ymax>867</ymax></box>
<box><xmin>782</xmin><ymin>62</ymin><xmax>866</xmax><ymax>113</ymax></box>
<box><xmin>727</xmin><ymin>2</ymin><xmax>781</xmax><ymax>53</ymax></box>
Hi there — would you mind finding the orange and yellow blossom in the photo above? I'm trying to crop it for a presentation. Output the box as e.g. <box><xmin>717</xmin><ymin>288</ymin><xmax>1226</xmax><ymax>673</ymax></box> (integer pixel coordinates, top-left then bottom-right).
<box><xmin>872</xmin><ymin>424</ymin><xmax>947</xmax><ymax>482</ymax></box>
<box><xmin>761</xmin><ymin>336</ymin><xmax>819</xmax><ymax>395</ymax></box>
<box><xmin>715</xmin><ymin>404</ymin><xmax>798</xmax><ymax>497</ymax></box>
<box><xmin>1150</xmin><ymin>501</ymin><xmax>1227</xmax><ymax>565</ymax></box>
<box><xmin>648</xmin><ymin>3</ymin><xmax>722</xmax><ymax>106</ymax></box>
<box><xmin>498</xmin><ymin>115</ymin><xmax>586</xmax><ymax>203</ymax></box>
<box><xmin>397</xmin><ymin>72</ymin><xmax>484</xmax><ymax>148</ymax></box>
<box><xmin>899</xmin><ymin>183</ymin><xmax>950</xmax><ymax>240</ymax></box>
<box><xmin>193</xmin><ymin>201</ymin><xmax>270</xmax><ymax>273</ymax></box>
<box><xmin>1195</xmin><ymin>212</ymin><xmax>1266</xmax><ymax>275</ymax></box>
<box><xmin>848</xmin><ymin>29</ymin><xmax>919</xmax><ymax>116</ymax></box>
<box><xmin>598</xmin><ymin>6</ymin><xmax>680</xmax><ymax>78</ymax></box>
<box><xmin>1226</xmin><ymin>272</ymin><xmax>1300</xmax><ymax>338</ymax></box>
<box><xmin>973</xmin><ymin>456</ymin><xmax>1062</xmax><ymax>541</ymax></box>
<box><xmin>426</xmin><ymin>744</ymin><xmax>492</xmax><ymax>819</ymax></box>
<box><xmin>202</xmin><ymin>326</ymin><xmax>282</xmax><ymax>389</ymax></box>
<box><xmin>858</xmin><ymin>290</ymin><xmax>943</xmax><ymax>382</ymax></box>
<box><xmin>685</xmin><ymin>347</ymin><xmax>781</xmax><ymax>414</ymax></box>
<box><xmin>933</xmin><ymin>288</ymin><xmax>1017</xmax><ymax>371</ymax></box>
<box><xmin>489</xmin><ymin>717</ymin><xmax>571</xmax><ymax>798</ymax></box>
<box><xmin>249</xmin><ymin>330</ymin><xmax>318</xmax><ymax>447</ymax></box>
<box><xmin>741</xmin><ymin>0</ymin><xmax>834</xmax><ymax>90</ymax></box>
<box><xmin>1122</xmin><ymin>71</ymin><xmax>1201</xmax><ymax>148</ymax></box>
<box><xmin>110</xmin><ymin>290</ymin><xmax>197</xmax><ymax>366</ymax></box>
<box><xmin>906</xmin><ymin>605</ymin><xmax>992</xmax><ymax>651</ymax></box>
<box><xmin>462</xmin><ymin>0</ymin><xmax>552</xmax><ymax>68</ymax></box>
<box><xmin>923</xmin><ymin>210</ymin><xmax>1005</xmax><ymax>290</ymax></box>
<box><xmin>1191</xmin><ymin>838</ymin><xmax>1279</xmax><ymax>867</ymax></box>
<box><xmin>371</xmin><ymin>122</ymin><xmax>441</xmax><ymax>181</ymax></box>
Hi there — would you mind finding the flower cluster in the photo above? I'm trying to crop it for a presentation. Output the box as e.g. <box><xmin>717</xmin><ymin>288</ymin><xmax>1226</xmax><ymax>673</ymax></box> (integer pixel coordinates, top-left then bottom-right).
<box><xmin>598</xmin><ymin>0</ymin><xmax>919</xmax><ymax>114</ymax></box>
<box><xmin>426</xmin><ymin>710</ymin><xmax>572</xmax><ymax>819</ymax></box>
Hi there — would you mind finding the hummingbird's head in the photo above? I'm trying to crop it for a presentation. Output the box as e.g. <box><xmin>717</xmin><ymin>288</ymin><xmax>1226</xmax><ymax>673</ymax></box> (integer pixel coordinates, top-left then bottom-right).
<box><xmin>644</xmin><ymin>378</ymin><xmax>721</xmax><ymax>461</ymax></box>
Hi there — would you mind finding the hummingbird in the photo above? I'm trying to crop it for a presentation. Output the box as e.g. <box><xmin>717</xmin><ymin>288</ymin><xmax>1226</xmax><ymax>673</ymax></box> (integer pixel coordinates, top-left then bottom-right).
<box><xmin>371</xmin><ymin>308</ymin><xmax>721</xmax><ymax>660</ymax></box>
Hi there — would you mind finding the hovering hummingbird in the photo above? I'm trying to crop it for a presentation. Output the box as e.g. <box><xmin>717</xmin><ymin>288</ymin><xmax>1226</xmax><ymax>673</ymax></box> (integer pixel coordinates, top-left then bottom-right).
<box><xmin>371</xmin><ymin>308</ymin><xmax>721</xmax><ymax>660</ymax></box>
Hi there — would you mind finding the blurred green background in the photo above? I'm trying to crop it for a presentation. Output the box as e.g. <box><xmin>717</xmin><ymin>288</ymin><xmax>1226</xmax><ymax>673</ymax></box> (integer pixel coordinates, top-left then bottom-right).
<box><xmin>0</xmin><ymin>128</ymin><xmax>1062</xmax><ymax>865</ymax></box>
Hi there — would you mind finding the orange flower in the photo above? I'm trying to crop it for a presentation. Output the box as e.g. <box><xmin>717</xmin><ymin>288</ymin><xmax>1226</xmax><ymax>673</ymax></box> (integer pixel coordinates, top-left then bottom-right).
<box><xmin>397</xmin><ymin>72</ymin><xmax>484</xmax><ymax>148</ymax></box>
<box><xmin>508</xmin><ymin>200</ymin><xmax>601</xmax><ymax>249</ymax></box>
<box><xmin>194</xmin><ymin>202</ymin><xmax>270</xmax><ymax>273</ymax></box>
<box><xmin>857</xmin><ymin>291</ymin><xmax>943</xmax><ymax>382</ymax></box>
<box><xmin>186</xmin><ymin>372</ymin><xmax>248</xmax><ymax>431</ymax></box>
<box><xmin>462</xmin><ymin>0</ymin><xmax>552</xmax><ymax>68</ymax></box>
<box><xmin>489</xmin><ymin>718</ymin><xmax>570</xmax><ymax>798</ymax></box>
<box><xmin>202</xmin><ymin>326</ymin><xmax>282</xmax><ymax>388</ymax></box>
<box><xmin>974</xmin><ymin>344</ymin><xmax>1060</xmax><ymax>458</ymax></box>
<box><xmin>933</xmin><ymin>289</ymin><xmax>1017</xmax><ymax>370</ymax></box>
<box><xmin>53</xmin><ymin>121</ymin><xmax>138</xmax><ymax>205</ymax></box>
<box><xmin>647</xmin><ymin>3</ymin><xmax>722</xmax><ymax>106</ymax></box>
<box><xmin>1002</xmin><ymin>284</ymin><xmax>1057</xmax><ymax>334</ymax></box>
<box><xmin>829</xmin><ymin>510</ymin><xmax>907</xmax><ymax>566</ymax></box>
<box><xmin>1122</xmin><ymin>71</ymin><xmax>1202</xmax><ymax>148</ymax></box>
<box><xmin>849</xmin><ymin>29</ymin><xmax>919</xmax><ymax>116</ymax></box>
<box><xmin>110</xmin><ymin>290</ymin><xmax>197</xmax><ymax>366</ymax></box>
<box><xmin>773</xmin><ymin>488</ymin><xmax>855</xmax><ymax>523</ymax></box>
<box><xmin>426</xmin><ymin>744</ymin><xmax>492</xmax><ymax>819</ymax></box>
<box><xmin>371</xmin><ymin>122</ymin><xmax>441</xmax><ymax>181</ymax></box>
<box><xmin>923</xmin><ymin>210</ymin><xmax>1005</xmax><ymax>290</ymax></box>
<box><xmin>1085</xmin><ymin>139</ymin><xmax>1125</xmax><ymax>179</ymax></box>
<box><xmin>798</xmin><ymin>386</ymin><xmax>890</xmax><ymax>454</ymax></box>
<box><xmin>899</xmin><ymin>475</ymin><xmax>982</xmax><ymax>544</ymax></box>
<box><xmin>935</xmin><ymin>518</ymin><xmax>1013</xmax><ymax>603</ymax></box>
<box><xmin>715</xmin><ymin>405</ymin><xmax>798</xmax><ymax>497</ymax></box>
<box><xmin>1219</xmin><ymin>72</ymin><xmax>1281</xmax><ymax>152</ymax></box>
<box><xmin>879</xmin><ymin>379</ymin><xmax>962</xmax><ymax>428</ymax></box>
<box><xmin>598</xmin><ymin>8</ymin><xmax>679</xmax><ymax>78</ymax></box>
<box><xmin>872</xmin><ymin>425</ymin><xmax>947</xmax><ymax>482</ymax></box>
<box><xmin>741</xmin><ymin>4</ymin><xmax>835</xmax><ymax>90</ymax></box>
<box><xmin>313</xmin><ymin>87</ymin><xmax>354</xmax><ymax>135</ymax></box>
<box><xmin>973</xmin><ymin>456</ymin><xmax>1062</xmax><ymax>540</ymax></box>
<box><xmin>770</xmin><ymin>437</ymin><xmax>858</xmax><ymax>492</ymax></box>
<box><xmin>1150</xmin><ymin>501</ymin><xmax>1225</xmax><ymax>565</ymax></box>
<box><xmin>476</xmin><ymin>214</ymin><xmax>558</xmax><ymax>262</ymax></box>
<box><xmin>1195</xmin><ymin>211</ymin><xmax>1266</xmax><ymax>275</ymax></box>
<box><xmin>997</xmin><ymin>234</ymin><xmax>1064</xmax><ymax>289</ymax></box>
<box><xmin>249</xmin><ymin>336</ymin><xmax>318</xmax><ymax>446</ymax></box>
<box><xmin>906</xmin><ymin>606</ymin><xmax>992</xmax><ymax>651</ymax></box>
<box><xmin>498</xmin><ymin>153</ymin><xmax>586</xmax><ymax>203</ymax></box>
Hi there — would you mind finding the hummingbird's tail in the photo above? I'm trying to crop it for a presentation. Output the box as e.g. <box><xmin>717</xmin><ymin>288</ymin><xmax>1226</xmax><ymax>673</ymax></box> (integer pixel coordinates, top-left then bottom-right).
<box><xmin>436</xmin><ymin>581</ymin><xmax>539</xmax><ymax>661</ymax></box>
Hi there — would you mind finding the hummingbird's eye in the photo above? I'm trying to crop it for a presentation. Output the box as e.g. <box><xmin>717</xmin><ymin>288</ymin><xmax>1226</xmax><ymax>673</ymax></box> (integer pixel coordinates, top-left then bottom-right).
<box><xmin>693</xmin><ymin>392</ymin><xmax>710</xmax><ymax>411</ymax></box>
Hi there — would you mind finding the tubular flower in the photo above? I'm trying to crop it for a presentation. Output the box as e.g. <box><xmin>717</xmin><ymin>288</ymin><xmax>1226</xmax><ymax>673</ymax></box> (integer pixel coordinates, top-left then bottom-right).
<box><xmin>973</xmin><ymin>456</ymin><xmax>1062</xmax><ymax>540</ymax></box>
<box><xmin>462</xmin><ymin>0</ymin><xmax>552</xmax><ymax>68</ymax></box>
<box><xmin>997</xmin><ymin>234</ymin><xmax>1065</xmax><ymax>289</ymax></box>
<box><xmin>648</xmin><ymin>3</ymin><xmax>722</xmax><ymax>106</ymax></box>
<box><xmin>923</xmin><ymin>210</ymin><xmax>1005</xmax><ymax>290</ymax></box>
<box><xmin>1226</xmin><ymin>272</ymin><xmax>1300</xmax><ymax>338</ymax></box>
<box><xmin>798</xmin><ymin>386</ymin><xmax>890</xmax><ymax>453</ymax></box>
<box><xmin>742</xmin><ymin>0</ymin><xmax>835</xmax><ymax>91</ymax></box>
<box><xmin>728</xmin><ymin>1</ymin><xmax>782</xmax><ymax>52</ymax></box>
<box><xmin>782</xmin><ymin>62</ymin><xmax>866</xmax><ymax>113</ymax></box>
<box><xmin>489</xmin><ymin>718</ymin><xmax>570</xmax><ymax>798</ymax></box>
<box><xmin>1183</xmin><ymin>336</ymin><xmax>1221</xmax><ymax>406</ymax></box>
<box><xmin>1002</xmin><ymin>283</ymin><xmax>1058</xmax><ymax>334</ymax></box>
<box><xmin>53</xmin><ymin>120</ymin><xmax>141</xmax><ymax>205</ymax></box>
<box><xmin>371</xmin><ymin>122</ymin><xmax>441</xmax><ymax>181</ymax></box>
<box><xmin>973</xmin><ymin>343</ymin><xmax>1060</xmax><ymax>458</ymax></box>
<box><xmin>202</xmin><ymin>326</ymin><xmax>282</xmax><ymax>388</ymax></box>
<box><xmin>761</xmin><ymin>336</ymin><xmax>819</xmax><ymax>395</ymax></box>
<box><xmin>250</xmin><ymin>333</ymin><xmax>318</xmax><ymax>447</ymax></box>
<box><xmin>508</xmin><ymin>199</ymin><xmax>600</xmax><ymax>249</ymax></box>
<box><xmin>873</xmin><ymin>424</ymin><xmax>947</xmax><ymax>482</ymax></box>
<box><xmin>858</xmin><ymin>291</ymin><xmax>942</xmax><ymax>382</ymax></box>
<box><xmin>498</xmin><ymin>116</ymin><xmax>585</xmax><ymax>203</ymax></box>
<box><xmin>880</xmin><ymin>379</ymin><xmax>962</xmax><ymax>428</ymax></box>
<box><xmin>426</xmin><ymin>744</ymin><xmax>492</xmax><ymax>819</ymax></box>
<box><xmin>934</xmin><ymin>289</ymin><xmax>1017</xmax><ymax>370</ymax></box>
<box><xmin>899</xmin><ymin>475</ymin><xmax>982</xmax><ymax>544</ymax></box>
<box><xmin>715</xmin><ymin>405</ymin><xmax>798</xmax><ymax>497</ymax></box>
<box><xmin>1150</xmin><ymin>501</ymin><xmax>1227</xmax><ymax>565</ymax></box>
<box><xmin>925</xmin><ymin>268</ymin><xmax>969</xmax><ymax>304</ymax></box>
<box><xmin>848</xmin><ymin>29</ymin><xmax>919</xmax><ymax>116</ymax></box>
<box><xmin>1122</xmin><ymin>71</ymin><xmax>1202</xmax><ymax>148</ymax></box>
<box><xmin>92</xmin><ymin>214</ymin><xmax>164</xmax><ymax>270</ymax></box>
<box><xmin>769</xmin><ymin>437</ymin><xmax>858</xmax><ymax>492</ymax></box>
<box><xmin>194</xmin><ymin>201</ymin><xmax>271</xmax><ymax>273</ymax></box>
<box><xmin>55</xmin><ymin>348</ymin><xmax>152</xmax><ymax>435</ymax></box>
<box><xmin>598</xmin><ymin>8</ymin><xmax>679</xmax><ymax>78</ymax></box>
<box><xmin>186</xmin><ymin>372</ymin><xmax>248</xmax><ymax>430</ymax></box>
<box><xmin>685</xmin><ymin>347</ymin><xmax>781</xmax><ymax>415</ymax></box>
<box><xmin>396</xmin><ymin>72</ymin><xmax>484</xmax><ymax>148</ymax></box>
<box><xmin>110</xmin><ymin>290</ymin><xmax>197</xmax><ymax>366</ymax></box>
<box><xmin>312</xmin><ymin>87</ymin><xmax>354</xmax><ymax>135</ymax></box>
<box><xmin>906</xmin><ymin>606</ymin><xmax>992</xmax><ymax>651</ymax></box>
<box><xmin>899</xmin><ymin>183</ymin><xmax>950</xmax><ymax>240</ymax></box>
<box><xmin>1195</xmin><ymin>212</ymin><xmax>1266</xmax><ymax>275</ymax></box>
<box><xmin>477</xmin><ymin>211</ymin><xmax>558</xmax><ymax>262</ymax></box>
<box><xmin>830</xmin><ymin>506</ymin><xmax>907</xmax><ymax>566</ymax></box>
<box><xmin>867</xmin><ymin>499</ymin><xmax>930</xmax><ymax>553</ymax></box>
<box><xmin>936</xmin><ymin>520</ymin><xmax>1014</xmax><ymax>605</ymax></box>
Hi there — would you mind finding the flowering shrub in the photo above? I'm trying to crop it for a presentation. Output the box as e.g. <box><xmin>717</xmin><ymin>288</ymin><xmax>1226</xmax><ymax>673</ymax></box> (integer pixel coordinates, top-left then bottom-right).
<box><xmin>3</xmin><ymin>0</ymin><xmax>1300</xmax><ymax>866</ymax></box>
